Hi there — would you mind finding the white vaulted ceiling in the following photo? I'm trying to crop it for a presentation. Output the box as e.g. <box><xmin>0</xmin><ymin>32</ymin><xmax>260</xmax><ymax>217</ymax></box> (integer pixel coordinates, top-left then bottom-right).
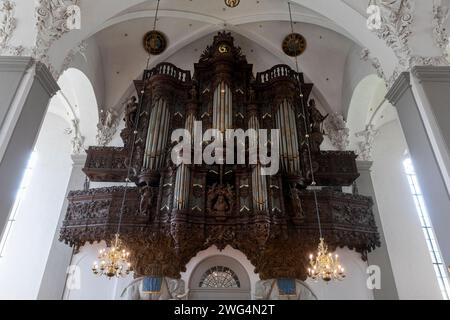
<box><xmin>85</xmin><ymin>0</ymin><xmax>360</xmax><ymax>116</ymax></box>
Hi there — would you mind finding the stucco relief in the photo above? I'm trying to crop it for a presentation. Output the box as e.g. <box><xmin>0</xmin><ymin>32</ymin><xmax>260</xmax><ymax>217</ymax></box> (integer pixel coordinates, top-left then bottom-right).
<box><xmin>0</xmin><ymin>0</ymin><xmax>17</xmax><ymax>55</ymax></box>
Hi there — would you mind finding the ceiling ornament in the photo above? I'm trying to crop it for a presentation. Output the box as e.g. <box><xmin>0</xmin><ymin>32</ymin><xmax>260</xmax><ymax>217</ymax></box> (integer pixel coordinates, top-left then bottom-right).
<box><xmin>224</xmin><ymin>0</ymin><xmax>240</xmax><ymax>8</ymax></box>
<box><xmin>370</xmin><ymin>0</ymin><xmax>414</xmax><ymax>72</ymax></box>
<box><xmin>361</xmin><ymin>48</ymin><xmax>388</xmax><ymax>86</ymax></box>
<box><xmin>33</xmin><ymin>0</ymin><xmax>80</xmax><ymax>78</ymax></box>
<box><xmin>59</xmin><ymin>40</ymin><xmax>87</xmax><ymax>78</ymax></box>
<box><xmin>282</xmin><ymin>33</ymin><xmax>307</xmax><ymax>57</ymax></box>
<box><xmin>143</xmin><ymin>30</ymin><xmax>167</xmax><ymax>55</ymax></box>
<box><xmin>432</xmin><ymin>0</ymin><xmax>449</xmax><ymax>53</ymax></box>
<box><xmin>0</xmin><ymin>0</ymin><xmax>16</xmax><ymax>50</ymax></box>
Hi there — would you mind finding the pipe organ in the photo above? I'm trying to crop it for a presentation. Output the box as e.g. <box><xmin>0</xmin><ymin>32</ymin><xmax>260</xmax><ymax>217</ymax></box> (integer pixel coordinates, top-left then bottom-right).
<box><xmin>60</xmin><ymin>32</ymin><xmax>380</xmax><ymax>281</ymax></box>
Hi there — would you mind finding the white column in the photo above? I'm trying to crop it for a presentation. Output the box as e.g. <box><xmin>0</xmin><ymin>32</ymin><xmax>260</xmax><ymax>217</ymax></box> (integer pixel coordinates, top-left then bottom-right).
<box><xmin>37</xmin><ymin>154</ymin><xmax>87</xmax><ymax>300</ymax></box>
<box><xmin>0</xmin><ymin>58</ymin><xmax>59</xmax><ymax>238</ymax></box>
<box><xmin>386</xmin><ymin>71</ymin><xmax>450</xmax><ymax>283</ymax></box>
<box><xmin>356</xmin><ymin>161</ymin><xmax>398</xmax><ymax>300</ymax></box>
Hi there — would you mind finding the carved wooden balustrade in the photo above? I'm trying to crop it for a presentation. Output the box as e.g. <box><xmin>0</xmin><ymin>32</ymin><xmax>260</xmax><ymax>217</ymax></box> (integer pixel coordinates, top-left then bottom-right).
<box><xmin>143</xmin><ymin>62</ymin><xmax>192</xmax><ymax>83</ymax></box>
<box><xmin>83</xmin><ymin>147</ymin><xmax>128</xmax><ymax>182</ymax></box>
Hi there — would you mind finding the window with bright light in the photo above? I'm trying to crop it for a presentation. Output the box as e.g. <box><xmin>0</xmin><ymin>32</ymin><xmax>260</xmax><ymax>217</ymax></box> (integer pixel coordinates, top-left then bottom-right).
<box><xmin>403</xmin><ymin>158</ymin><xmax>450</xmax><ymax>300</ymax></box>
<box><xmin>0</xmin><ymin>151</ymin><xmax>37</xmax><ymax>258</ymax></box>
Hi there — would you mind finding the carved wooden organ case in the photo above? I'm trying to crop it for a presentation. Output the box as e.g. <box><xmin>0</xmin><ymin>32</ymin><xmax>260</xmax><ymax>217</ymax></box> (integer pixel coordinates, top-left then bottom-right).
<box><xmin>60</xmin><ymin>32</ymin><xmax>380</xmax><ymax>280</ymax></box>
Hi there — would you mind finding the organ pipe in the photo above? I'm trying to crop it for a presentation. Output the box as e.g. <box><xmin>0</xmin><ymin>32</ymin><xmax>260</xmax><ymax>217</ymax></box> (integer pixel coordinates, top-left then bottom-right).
<box><xmin>173</xmin><ymin>113</ymin><xmax>195</xmax><ymax>210</ymax></box>
<box><xmin>276</xmin><ymin>99</ymin><xmax>300</xmax><ymax>174</ymax></box>
<box><xmin>213</xmin><ymin>82</ymin><xmax>233</xmax><ymax>132</ymax></box>
<box><xmin>143</xmin><ymin>99</ymin><xmax>170</xmax><ymax>170</ymax></box>
<box><xmin>249</xmin><ymin>115</ymin><xmax>268</xmax><ymax>211</ymax></box>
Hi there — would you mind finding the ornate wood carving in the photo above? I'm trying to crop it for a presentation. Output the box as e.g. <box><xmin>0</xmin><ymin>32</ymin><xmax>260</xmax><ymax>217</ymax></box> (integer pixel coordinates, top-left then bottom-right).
<box><xmin>61</xmin><ymin>32</ymin><xmax>380</xmax><ymax>281</ymax></box>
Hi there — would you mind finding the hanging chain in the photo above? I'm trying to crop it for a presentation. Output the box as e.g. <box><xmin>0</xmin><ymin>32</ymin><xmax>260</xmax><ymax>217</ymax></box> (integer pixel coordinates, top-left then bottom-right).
<box><xmin>288</xmin><ymin>2</ymin><xmax>323</xmax><ymax>238</ymax></box>
<box><xmin>115</xmin><ymin>0</ymin><xmax>161</xmax><ymax>246</ymax></box>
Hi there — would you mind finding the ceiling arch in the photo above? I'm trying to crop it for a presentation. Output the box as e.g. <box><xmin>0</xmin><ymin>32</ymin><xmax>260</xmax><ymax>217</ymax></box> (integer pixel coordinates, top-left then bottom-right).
<box><xmin>50</xmin><ymin>0</ymin><xmax>394</xmax><ymax>77</ymax></box>
<box><xmin>95</xmin><ymin>22</ymin><xmax>344</xmax><ymax>116</ymax></box>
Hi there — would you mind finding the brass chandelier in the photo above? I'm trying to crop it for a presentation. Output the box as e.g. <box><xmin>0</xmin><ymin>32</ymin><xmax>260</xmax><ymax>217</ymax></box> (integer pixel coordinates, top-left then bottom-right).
<box><xmin>308</xmin><ymin>238</ymin><xmax>345</xmax><ymax>282</ymax></box>
<box><xmin>92</xmin><ymin>234</ymin><xmax>132</xmax><ymax>278</ymax></box>
<box><xmin>287</xmin><ymin>2</ymin><xmax>346</xmax><ymax>282</ymax></box>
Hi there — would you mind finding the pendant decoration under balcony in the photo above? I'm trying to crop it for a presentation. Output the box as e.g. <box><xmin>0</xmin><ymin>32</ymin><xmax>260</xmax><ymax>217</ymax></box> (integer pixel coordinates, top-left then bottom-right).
<box><xmin>92</xmin><ymin>233</ymin><xmax>132</xmax><ymax>279</ymax></box>
<box><xmin>308</xmin><ymin>238</ymin><xmax>345</xmax><ymax>282</ymax></box>
<box><xmin>225</xmin><ymin>0</ymin><xmax>240</xmax><ymax>8</ymax></box>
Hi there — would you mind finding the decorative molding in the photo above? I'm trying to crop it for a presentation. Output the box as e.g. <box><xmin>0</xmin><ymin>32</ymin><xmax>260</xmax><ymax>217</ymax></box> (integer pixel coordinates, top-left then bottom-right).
<box><xmin>34</xmin><ymin>0</ymin><xmax>80</xmax><ymax>78</ymax></box>
<box><xmin>411</xmin><ymin>65</ymin><xmax>450</xmax><ymax>83</ymax></box>
<box><xmin>409</xmin><ymin>55</ymin><xmax>449</xmax><ymax>68</ymax></box>
<box><xmin>59</xmin><ymin>40</ymin><xmax>87</xmax><ymax>77</ymax></box>
<box><xmin>65</xmin><ymin>119</ymin><xmax>85</xmax><ymax>155</ymax></box>
<box><xmin>96</xmin><ymin>110</ymin><xmax>119</xmax><ymax>146</ymax></box>
<box><xmin>372</xmin><ymin>0</ymin><xmax>415</xmax><ymax>71</ymax></box>
<box><xmin>323</xmin><ymin>113</ymin><xmax>349</xmax><ymax>151</ymax></box>
<box><xmin>355</xmin><ymin>125</ymin><xmax>379</xmax><ymax>161</ymax></box>
<box><xmin>361</xmin><ymin>48</ymin><xmax>388</xmax><ymax>85</ymax></box>
<box><xmin>385</xmin><ymin>72</ymin><xmax>411</xmax><ymax>105</ymax></box>
<box><xmin>356</xmin><ymin>160</ymin><xmax>374</xmax><ymax>173</ymax></box>
<box><xmin>35</xmin><ymin>61</ymin><xmax>60</xmax><ymax>97</ymax></box>
<box><xmin>432</xmin><ymin>0</ymin><xmax>449</xmax><ymax>53</ymax></box>
<box><xmin>0</xmin><ymin>56</ymin><xmax>34</xmax><ymax>72</ymax></box>
<box><xmin>0</xmin><ymin>0</ymin><xmax>16</xmax><ymax>49</ymax></box>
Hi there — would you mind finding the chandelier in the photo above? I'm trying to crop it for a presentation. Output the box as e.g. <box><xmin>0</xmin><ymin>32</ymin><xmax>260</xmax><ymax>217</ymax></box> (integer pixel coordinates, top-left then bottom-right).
<box><xmin>92</xmin><ymin>233</ymin><xmax>132</xmax><ymax>278</ymax></box>
<box><xmin>286</xmin><ymin>2</ymin><xmax>346</xmax><ymax>282</ymax></box>
<box><xmin>225</xmin><ymin>0</ymin><xmax>240</xmax><ymax>8</ymax></box>
<box><xmin>308</xmin><ymin>238</ymin><xmax>345</xmax><ymax>282</ymax></box>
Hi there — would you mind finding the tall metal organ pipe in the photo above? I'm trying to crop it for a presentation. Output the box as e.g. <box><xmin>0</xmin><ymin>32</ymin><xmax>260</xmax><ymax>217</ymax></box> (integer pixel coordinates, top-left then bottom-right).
<box><xmin>143</xmin><ymin>98</ymin><xmax>171</xmax><ymax>170</ymax></box>
<box><xmin>275</xmin><ymin>99</ymin><xmax>300</xmax><ymax>174</ymax></box>
<box><xmin>249</xmin><ymin>115</ymin><xmax>268</xmax><ymax>211</ymax></box>
<box><xmin>173</xmin><ymin>113</ymin><xmax>195</xmax><ymax>210</ymax></box>
<box><xmin>213</xmin><ymin>82</ymin><xmax>233</xmax><ymax>132</ymax></box>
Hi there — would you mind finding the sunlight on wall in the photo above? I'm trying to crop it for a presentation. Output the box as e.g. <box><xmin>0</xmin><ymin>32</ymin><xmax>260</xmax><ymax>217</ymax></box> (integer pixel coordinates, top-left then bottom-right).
<box><xmin>0</xmin><ymin>151</ymin><xmax>37</xmax><ymax>258</ymax></box>
<box><xmin>403</xmin><ymin>158</ymin><xmax>450</xmax><ymax>300</ymax></box>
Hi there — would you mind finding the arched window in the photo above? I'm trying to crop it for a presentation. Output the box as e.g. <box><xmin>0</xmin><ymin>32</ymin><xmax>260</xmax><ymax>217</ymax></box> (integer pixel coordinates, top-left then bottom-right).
<box><xmin>199</xmin><ymin>266</ymin><xmax>240</xmax><ymax>288</ymax></box>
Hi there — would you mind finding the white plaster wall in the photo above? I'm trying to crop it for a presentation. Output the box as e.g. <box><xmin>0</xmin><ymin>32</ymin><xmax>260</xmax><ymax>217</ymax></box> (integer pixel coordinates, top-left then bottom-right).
<box><xmin>341</xmin><ymin>44</ymin><xmax>374</xmax><ymax>118</ymax></box>
<box><xmin>0</xmin><ymin>112</ymin><xmax>72</xmax><ymax>299</ymax></box>
<box><xmin>371</xmin><ymin>119</ymin><xmax>442</xmax><ymax>299</ymax></box>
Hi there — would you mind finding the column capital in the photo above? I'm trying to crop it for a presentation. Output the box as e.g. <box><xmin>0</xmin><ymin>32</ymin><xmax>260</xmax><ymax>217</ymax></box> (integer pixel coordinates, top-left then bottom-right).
<box><xmin>356</xmin><ymin>160</ymin><xmax>373</xmax><ymax>173</ymax></box>
<box><xmin>0</xmin><ymin>56</ymin><xmax>34</xmax><ymax>72</ymax></box>
<box><xmin>411</xmin><ymin>66</ymin><xmax>450</xmax><ymax>83</ymax></box>
<box><xmin>386</xmin><ymin>72</ymin><xmax>411</xmax><ymax>105</ymax></box>
<box><xmin>35</xmin><ymin>62</ymin><xmax>60</xmax><ymax>97</ymax></box>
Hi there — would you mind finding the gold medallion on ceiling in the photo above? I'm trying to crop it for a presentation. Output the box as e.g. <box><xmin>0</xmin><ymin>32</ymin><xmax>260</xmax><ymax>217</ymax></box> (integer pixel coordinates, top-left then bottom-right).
<box><xmin>143</xmin><ymin>30</ymin><xmax>167</xmax><ymax>55</ymax></box>
<box><xmin>282</xmin><ymin>33</ymin><xmax>307</xmax><ymax>57</ymax></box>
<box><xmin>225</xmin><ymin>0</ymin><xmax>240</xmax><ymax>8</ymax></box>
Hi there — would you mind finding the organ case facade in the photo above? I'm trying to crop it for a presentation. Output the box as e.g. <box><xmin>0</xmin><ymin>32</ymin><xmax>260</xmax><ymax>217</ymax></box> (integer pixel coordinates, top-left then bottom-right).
<box><xmin>60</xmin><ymin>32</ymin><xmax>380</xmax><ymax>281</ymax></box>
